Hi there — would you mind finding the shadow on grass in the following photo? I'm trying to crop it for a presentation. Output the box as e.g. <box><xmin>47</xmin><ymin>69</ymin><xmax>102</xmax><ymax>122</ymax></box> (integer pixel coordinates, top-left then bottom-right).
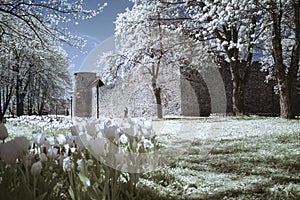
<box><xmin>137</xmin><ymin>131</ymin><xmax>300</xmax><ymax>199</ymax></box>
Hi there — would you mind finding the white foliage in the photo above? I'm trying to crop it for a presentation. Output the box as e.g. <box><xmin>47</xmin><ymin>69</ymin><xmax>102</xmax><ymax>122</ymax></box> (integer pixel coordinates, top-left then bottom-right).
<box><xmin>100</xmin><ymin>0</ymin><xmax>212</xmax><ymax>85</ymax></box>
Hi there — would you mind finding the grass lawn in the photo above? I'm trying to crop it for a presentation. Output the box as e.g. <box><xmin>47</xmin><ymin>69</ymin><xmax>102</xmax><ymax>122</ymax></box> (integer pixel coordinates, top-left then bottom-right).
<box><xmin>4</xmin><ymin>116</ymin><xmax>300</xmax><ymax>200</ymax></box>
<box><xmin>138</xmin><ymin>117</ymin><xmax>300</xmax><ymax>200</ymax></box>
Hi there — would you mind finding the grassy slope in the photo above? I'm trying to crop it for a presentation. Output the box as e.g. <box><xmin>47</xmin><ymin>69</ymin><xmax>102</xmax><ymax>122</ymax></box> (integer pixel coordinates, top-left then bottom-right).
<box><xmin>138</xmin><ymin>117</ymin><xmax>300</xmax><ymax>200</ymax></box>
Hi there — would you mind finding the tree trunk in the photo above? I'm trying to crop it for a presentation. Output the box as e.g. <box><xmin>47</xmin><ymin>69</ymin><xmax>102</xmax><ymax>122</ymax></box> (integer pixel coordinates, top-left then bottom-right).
<box><xmin>28</xmin><ymin>96</ymin><xmax>33</xmax><ymax>115</ymax></box>
<box><xmin>270</xmin><ymin>3</ymin><xmax>298</xmax><ymax>119</ymax></box>
<box><xmin>215</xmin><ymin>24</ymin><xmax>250</xmax><ymax>116</ymax></box>
<box><xmin>278</xmin><ymin>79</ymin><xmax>293</xmax><ymax>119</ymax></box>
<box><xmin>0</xmin><ymin>85</ymin><xmax>14</xmax><ymax>120</ymax></box>
<box><xmin>232</xmin><ymin>81</ymin><xmax>245</xmax><ymax>116</ymax></box>
<box><xmin>16</xmin><ymin>77</ymin><xmax>22</xmax><ymax>116</ymax></box>
<box><xmin>16</xmin><ymin>75</ymin><xmax>30</xmax><ymax>116</ymax></box>
<box><xmin>38</xmin><ymin>101</ymin><xmax>44</xmax><ymax>115</ymax></box>
<box><xmin>0</xmin><ymin>90</ymin><xmax>3</xmax><ymax>122</ymax></box>
<box><xmin>152</xmin><ymin>81</ymin><xmax>163</xmax><ymax>119</ymax></box>
<box><xmin>230</xmin><ymin>60</ymin><xmax>245</xmax><ymax>116</ymax></box>
<box><xmin>154</xmin><ymin>87</ymin><xmax>162</xmax><ymax>119</ymax></box>
<box><xmin>16</xmin><ymin>94</ymin><xmax>25</xmax><ymax>116</ymax></box>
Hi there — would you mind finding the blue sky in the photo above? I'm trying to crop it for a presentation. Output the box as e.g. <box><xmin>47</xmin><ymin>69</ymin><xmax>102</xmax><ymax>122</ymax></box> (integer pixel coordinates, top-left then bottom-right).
<box><xmin>65</xmin><ymin>0</ymin><xmax>133</xmax><ymax>75</ymax></box>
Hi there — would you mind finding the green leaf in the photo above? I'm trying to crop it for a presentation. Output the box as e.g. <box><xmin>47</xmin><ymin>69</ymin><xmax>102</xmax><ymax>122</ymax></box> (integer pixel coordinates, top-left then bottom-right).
<box><xmin>36</xmin><ymin>192</ymin><xmax>48</xmax><ymax>200</ymax></box>
<box><xmin>68</xmin><ymin>186</ymin><xmax>75</xmax><ymax>200</ymax></box>
<box><xmin>15</xmin><ymin>184</ymin><xmax>33</xmax><ymax>200</ymax></box>
<box><xmin>78</xmin><ymin>172</ymin><xmax>91</xmax><ymax>187</ymax></box>
<box><xmin>87</xmin><ymin>186</ymin><xmax>102</xmax><ymax>200</ymax></box>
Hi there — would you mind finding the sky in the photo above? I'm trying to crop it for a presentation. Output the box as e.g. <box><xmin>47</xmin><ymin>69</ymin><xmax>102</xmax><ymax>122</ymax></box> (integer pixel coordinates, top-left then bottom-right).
<box><xmin>65</xmin><ymin>0</ymin><xmax>133</xmax><ymax>75</ymax></box>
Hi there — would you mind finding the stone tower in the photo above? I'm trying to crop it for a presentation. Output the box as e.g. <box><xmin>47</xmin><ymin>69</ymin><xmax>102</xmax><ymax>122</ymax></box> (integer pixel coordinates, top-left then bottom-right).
<box><xmin>73</xmin><ymin>72</ymin><xmax>97</xmax><ymax>118</ymax></box>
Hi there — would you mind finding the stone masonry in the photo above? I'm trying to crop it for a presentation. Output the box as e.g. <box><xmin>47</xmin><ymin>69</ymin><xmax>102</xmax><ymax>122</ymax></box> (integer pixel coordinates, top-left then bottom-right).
<box><xmin>73</xmin><ymin>61</ymin><xmax>299</xmax><ymax>118</ymax></box>
<box><xmin>73</xmin><ymin>72</ymin><xmax>97</xmax><ymax>118</ymax></box>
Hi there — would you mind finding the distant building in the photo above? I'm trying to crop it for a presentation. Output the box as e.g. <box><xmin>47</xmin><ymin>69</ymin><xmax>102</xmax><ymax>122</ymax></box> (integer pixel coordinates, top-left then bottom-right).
<box><xmin>72</xmin><ymin>62</ymin><xmax>300</xmax><ymax>118</ymax></box>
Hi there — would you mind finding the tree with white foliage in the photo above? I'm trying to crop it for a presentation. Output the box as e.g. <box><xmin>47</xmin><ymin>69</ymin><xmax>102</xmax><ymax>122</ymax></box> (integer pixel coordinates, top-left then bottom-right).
<box><xmin>253</xmin><ymin>0</ymin><xmax>300</xmax><ymax>119</ymax></box>
<box><xmin>101</xmin><ymin>0</ymin><xmax>211</xmax><ymax>118</ymax></box>
<box><xmin>0</xmin><ymin>0</ymin><xmax>107</xmax><ymax>47</ymax></box>
<box><xmin>179</xmin><ymin>0</ymin><xmax>262</xmax><ymax>115</ymax></box>
<box><xmin>0</xmin><ymin>26</ymin><xmax>71</xmax><ymax>119</ymax></box>
<box><xmin>0</xmin><ymin>0</ymin><xmax>107</xmax><ymax>120</ymax></box>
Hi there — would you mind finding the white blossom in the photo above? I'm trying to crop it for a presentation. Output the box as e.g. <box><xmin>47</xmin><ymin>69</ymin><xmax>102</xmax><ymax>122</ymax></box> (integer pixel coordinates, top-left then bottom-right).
<box><xmin>57</xmin><ymin>134</ymin><xmax>66</xmax><ymax>145</ymax></box>
<box><xmin>62</xmin><ymin>157</ymin><xmax>73</xmax><ymax>172</ymax></box>
<box><xmin>143</xmin><ymin>139</ymin><xmax>154</xmax><ymax>149</ymax></box>
<box><xmin>120</xmin><ymin>134</ymin><xmax>128</xmax><ymax>144</ymax></box>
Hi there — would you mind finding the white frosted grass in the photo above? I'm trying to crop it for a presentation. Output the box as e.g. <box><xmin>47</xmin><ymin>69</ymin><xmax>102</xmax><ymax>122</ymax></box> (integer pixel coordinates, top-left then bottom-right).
<box><xmin>7</xmin><ymin>115</ymin><xmax>73</xmax><ymax>132</ymax></box>
<box><xmin>155</xmin><ymin>116</ymin><xmax>300</xmax><ymax>140</ymax></box>
<box><xmin>5</xmin><ymin>115</ymin><xmax>300</xmax><ymax>146</ymax></box>
<box><xmin>3</xmin><ymin>115</ymin><xmax>300</xmax><ymax>198</ymax></box>
<box><xmin>6</xmin><ymin>115</ymin><xmax>73</xmax><ymax>139</ymax></box>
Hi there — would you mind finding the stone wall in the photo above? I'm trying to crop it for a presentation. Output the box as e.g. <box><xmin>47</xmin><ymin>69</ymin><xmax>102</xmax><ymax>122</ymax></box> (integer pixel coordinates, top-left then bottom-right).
<box><xmin>73</xmin><ymin>72</ymin><xmax>97</xmax><ymax>118</ymax></box>
<box><xmin>244</xmin><ymin>63</ymin><xmax>280</xmax><ymax>115</ymax></box>
<box><xmin>180</xmin><ymin>63</ymin><xmax>228</xmax><ymax>116</ymax></box>
<box><xmin>73</xmin><ymin>61</ymin><xmax>299</xmax><ymax>118</ymax></box>
<box><xmin>218</xmin><ymin>61</ymin><xmax>280</xmax><ymax>116</ymax></box>
<box><xmin>181</xmin><ymin>67</ymin><xmax>211</xmax><ymax>116</ymax></box>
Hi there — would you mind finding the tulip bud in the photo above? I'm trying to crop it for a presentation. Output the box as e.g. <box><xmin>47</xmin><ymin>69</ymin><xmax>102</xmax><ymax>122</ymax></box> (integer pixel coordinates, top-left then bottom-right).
<box><xmin>0</xmin><ymin>123</ymin><xmax>8</xmax><ymax>143</ymax></box>
<box><xmin>39</xmin><ymin>153</ymin><xmax>48</xmax><ymax>162</ymax></box>
<box><xmin>0</xmin><ymin>142</ymin><xmax>18</xmax><ymax>164</ymax></box>
<box><xmin>47</xmin><ymin>147</ymin><xmax>58</xmax><ymax>159</ymax></box>
<box><xmin>31</xmin><ymin>161</ymin><xmax>42</xmax><ymax>176</ymax></box>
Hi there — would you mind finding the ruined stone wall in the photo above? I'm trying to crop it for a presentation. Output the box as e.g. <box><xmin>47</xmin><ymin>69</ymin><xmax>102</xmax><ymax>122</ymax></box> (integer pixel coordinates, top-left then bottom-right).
<box><xmin>73</xmin><ymin>72</ymin><xmax>97</xmax><ymax>118</ymax></box>
<box><xmin>244</xmin><ymin>63</ymin><xmax>280</xmax><ymax>115</ymax></box>
<box><xmin>180</xmin><ymin>67</ymin><xmax>211</xmax><ymax>116</ymax></box>
<box><xmin>180</xmin><ymin>61</ymin><xmax>281</xmax><ymax>116</ymax></box>
<box><xmin>180</xmin><ymin>61</ymin><xmax>228</xmax><ymax>116</ymax></box>
<box><xmin>74</xmin><ymin>61</ymin><xmax>298</xmax><ymax>118</ymax></box>
<box><xmin>218</xmin><ymin>61</ymin><xmax>280</xmax><ymax>115</ymax></box>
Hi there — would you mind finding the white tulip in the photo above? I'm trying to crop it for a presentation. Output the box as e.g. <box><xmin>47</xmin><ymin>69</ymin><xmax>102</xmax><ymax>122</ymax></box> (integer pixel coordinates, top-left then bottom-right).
<box><xmin>57</xmin><ymin>134</ymin><xmax>66</xmax><ymax>145</ymax></box>
<box><xmin>33</xmin><ymin>132</ymin><xmax>45</xmax><ymax>146</ymax></box>
<box><xmin>143</xmin><ymin>139</ymin><xmax>154</xmax><ymax>149</ymax></box>
<box><xmin>62</xmin><ymin>157</ymin><xmax>73</xmax><ymax>172</ymax></box>
<box><xmin>66</xmin><ymin>133</ymin><xmax>74</xmax><ymax>146</ymax></box>
<box><xmin>88</xmin><ymin>136</ymin><xmax>106</xmax><ymax>158</ymax></box>
<box><xmin>120</xmin><ymin>134</ymin><xmax>128</xmax><ymax>144</ymax></box>
<box><xmin>103</xmin><ymin>124</ymin><xmax>118</xmax><ymax>138</ymax></box>
<box><xmin>47</xmin><ymin>147</ymin><xmax>58</xmax><ymax>159</ymax></box>
<box><xmin>86</xmin><ymin>159</ymin><xmax>94</xmax><ymax>167</ymax></box>
<box><xmin>47</xmin><ymin>136</ymin><xmax>55</xmax><ymax>145</ymax></box>
<box><xmin>31</xmin><ymin>161</ymin><xmax>42</xmax><ymax>176</ymax></box>
<box><xmin>0</xmin><ymin>141</ymin><xmax>18</xmax><ymax>164</ymax></box>
<box><xmin>76</xmin><ymin>159</ymin><xmax>82</xmax><ymax>170</ymax></box>
<box><xmin>143</xmin><ymin>120</ymin><xmax>152</xmax><ymax>130</ymax></box>
<box><xmin>120</xmin><ymin>122</ymin><xmax>136</xmax><ymax>136</ymax></box>
<box><xmin>0</xmin><ymin>123</ymin><xmax>8</xmax><ymax>142</ymax></box>
<box><xmin>13</xmin><ymin>136</ymin><xmax>30</xmax><ymax>158</ymax></box>
<box><xmin>85</xmin><ymin>121</ymin><xmax>99</xmax><ymax>138</ymax></box>
<box><xmin>39</xmin><ymin>153</ymin><xmax>48</xmax><ymax>162</ymax></box>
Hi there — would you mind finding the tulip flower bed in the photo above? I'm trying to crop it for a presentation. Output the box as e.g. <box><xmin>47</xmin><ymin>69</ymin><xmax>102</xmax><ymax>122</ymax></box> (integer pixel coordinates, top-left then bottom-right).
<box><xmin>2</xmin><ymin>116</ymin><xmax>158</xmax><ymax>200</ymax></box>
<box><xmin>1</xmin><ymin>115</ymin><xmax>300</xmax><ymax>200</ymax></box>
